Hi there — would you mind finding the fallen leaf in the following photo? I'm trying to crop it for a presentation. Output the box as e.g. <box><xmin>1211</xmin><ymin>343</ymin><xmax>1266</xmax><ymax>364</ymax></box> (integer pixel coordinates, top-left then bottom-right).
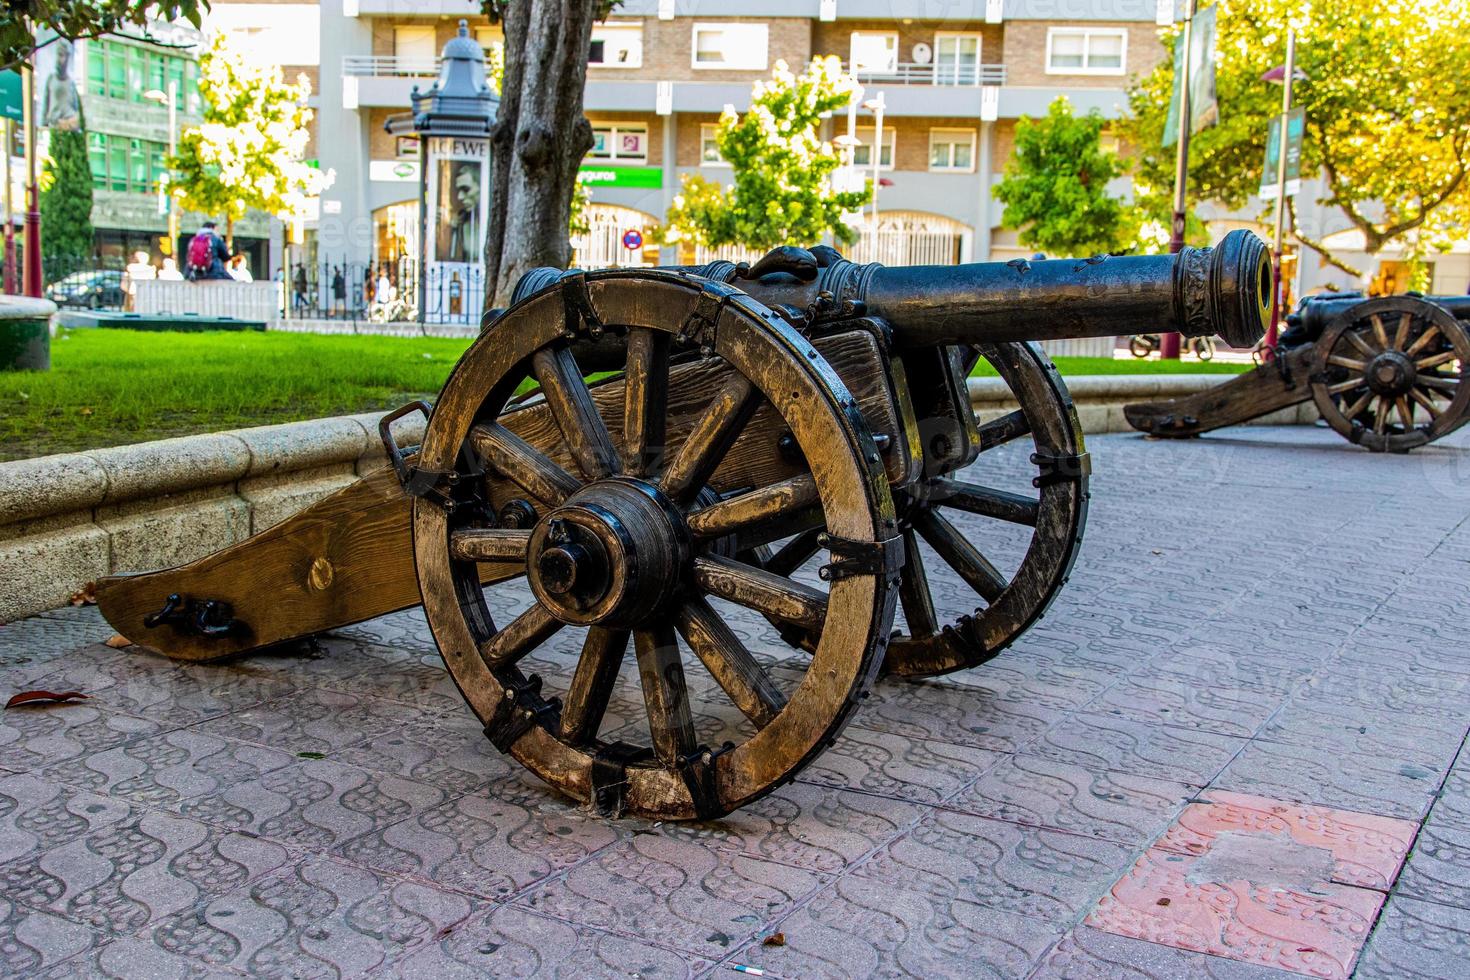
<box><xmin>6</xmin><ymin>690</ymin><xmax>91</xmax><ymax>708</ymax></box>
<box><xmin>69</xmin><ymin>582</ymin><xmax>98</xmax><ymax>606</ymax></box>
<box><xmin>104</xmin><ymin>634</ymin><xmax>131</xmax><ymax>648</ymax></box>
<box><xmin>297</xmin><ymin>751</ymin><xmax>327</xmax><ymax>760</ymax></box>
<box><xmin>79</xmin><ymin>407</ymin><xmax>94</xmax><ymax>416</ymax></box>
<box><xmin>762</xmin><ymin>933</ymin><xmax>786</xmax><ymax>947</ymax></box>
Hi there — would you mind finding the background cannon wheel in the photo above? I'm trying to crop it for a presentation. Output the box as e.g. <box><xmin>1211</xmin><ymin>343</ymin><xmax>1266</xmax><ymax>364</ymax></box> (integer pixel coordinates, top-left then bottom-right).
<box><xmin>413</xmin><ymin>270</ymin><xmax>899</xmax><ymax>821</ymax></box>
<box><xmin>1310</xmin><ymin>295</ymin><xmax>1470</xmax><ymax>453</ymax></box>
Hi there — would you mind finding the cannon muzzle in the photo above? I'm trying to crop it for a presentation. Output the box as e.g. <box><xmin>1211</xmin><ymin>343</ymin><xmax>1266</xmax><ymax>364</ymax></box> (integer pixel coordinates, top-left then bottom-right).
<box><xmin>862</xmin><ymin>230</ymin><xmax>1271</xmax><ymax>350</ymax></box>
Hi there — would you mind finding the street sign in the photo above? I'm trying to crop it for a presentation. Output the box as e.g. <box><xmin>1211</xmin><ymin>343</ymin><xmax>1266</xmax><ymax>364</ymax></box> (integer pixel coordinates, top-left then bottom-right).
<box><xmin>622</xmin><ymin>229</ymin><xmax>644</xmax><ymax>250</ymax></box>
<box><xmin>577</xmin><ymin>166</ymin><xmax>663</xmax><ymax>189</ymax></box>
<box><xmin>0</xmin><ymin>70</ymin><xmax>22</xmax><ymax>123</ymax></box>
<box><xmin>1260</xmin><ymin>106</ymin><xmax>1305</xmax><ymax>198</ymax></box>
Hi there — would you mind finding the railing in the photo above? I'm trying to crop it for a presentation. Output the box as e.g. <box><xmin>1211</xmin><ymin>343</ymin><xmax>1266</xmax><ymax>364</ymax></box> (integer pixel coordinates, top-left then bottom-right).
<box><xmin>844</xmin><ymin>62</ymin><xmax>1006</xmax><ymax>87</ymax></box>
<box><xmin>342</xmin><ymin>55</ymin><xmax>440</xmax><ymax>78</ymax></box>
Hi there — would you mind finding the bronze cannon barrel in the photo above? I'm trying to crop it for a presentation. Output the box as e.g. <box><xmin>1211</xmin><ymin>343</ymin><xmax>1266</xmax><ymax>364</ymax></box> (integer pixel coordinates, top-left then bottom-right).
<box><xmin>1286</xmin><ymin>291</ymin><xmax>1470</xmax><ymax>341</ymax></box>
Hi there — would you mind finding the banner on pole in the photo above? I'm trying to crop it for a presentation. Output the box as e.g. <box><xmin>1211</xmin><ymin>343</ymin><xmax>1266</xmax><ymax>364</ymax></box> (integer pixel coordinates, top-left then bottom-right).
<box><xmin>0</xmin><ymin>70</ymin><xmax>21</xmax><ymax>123</ymax></box>
<box><xmin>1163</xmin><ymin>3</ymin><xmax>1218</xmax><ymax>147</ymax></box>
<box><xmin>1260</xmin><ymin>106</ymin><xmax>1305</xmax><ymax>198</ymax></box>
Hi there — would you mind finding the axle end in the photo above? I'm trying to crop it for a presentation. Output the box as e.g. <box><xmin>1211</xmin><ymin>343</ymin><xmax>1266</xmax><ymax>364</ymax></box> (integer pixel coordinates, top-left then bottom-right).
<box><xmin>1177</xmin><ymin>230</ymin><xmax>1271</xmax><ymax>349</ymax></box>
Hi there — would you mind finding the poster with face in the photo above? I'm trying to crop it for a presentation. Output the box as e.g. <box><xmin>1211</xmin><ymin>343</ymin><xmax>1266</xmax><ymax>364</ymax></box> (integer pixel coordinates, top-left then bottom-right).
<box><xmin>435</xmin><ymin>158</ymin><xmax>482</xmax><ymax>263</ymax></box>
<box><xmin>35</xmin><ymin>38</ymin><xmax>82</xmax><ymax>132</ymax></box>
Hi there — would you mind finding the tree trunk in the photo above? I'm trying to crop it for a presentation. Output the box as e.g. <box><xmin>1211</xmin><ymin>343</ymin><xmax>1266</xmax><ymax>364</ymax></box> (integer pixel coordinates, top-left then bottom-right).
<box><xmin>225</xmin><ymin>215</ymin><xmax>234</xmax><ymax>253</ymax></box>
<box><xmin>482</xmin><ymin>1</ymin><xmax>599</xmax><ymax>309</ymax></box>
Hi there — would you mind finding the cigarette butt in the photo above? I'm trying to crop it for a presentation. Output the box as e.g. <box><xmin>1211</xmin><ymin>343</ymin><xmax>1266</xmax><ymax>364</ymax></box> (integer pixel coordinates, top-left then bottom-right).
<box><xmin>732</xmin><ymin>966</ymin><xmax>765</xmax><ymax>976</ymax></box>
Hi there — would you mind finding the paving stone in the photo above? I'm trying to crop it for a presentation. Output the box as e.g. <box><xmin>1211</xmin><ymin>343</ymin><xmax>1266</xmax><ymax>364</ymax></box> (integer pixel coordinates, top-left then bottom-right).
<box><xmin>37</xmin><ymin>935</ymin><xmax>240</xmax><ymax>979</ymax></box>
<box><xmin>0</xmin><ymin>895</ymin><xmax>104</xmax><ymax>974</ymax></box>
<box><xmin>0</xmin><ymin>809</ymin><xmax>290</xmax><ymax>934</ymax></box>
<box><xmin>0</xmin><ymin>615</ymin><xmax>116</xmax><ymax>677</ymax></box>
<box><xmin>0</xmin><ymin>772</ymin><xmax>133</xmax><ymax>866</ymax></box>
<box><xmin>794</xmin><ymin>724</ymin><xmax>1003</xmax><ymax>805</ymax></box>
<box><xmin>854</xmin><ymin>675</ymin><xmax>1066</xmax><ymax>754</ymax></box>
<box><xmin>1026</xmin><ymin>711</ymin><xmax>1246</xmax><ymax>787</ymax></box>
<box><xmin>142</xmin><ymin>854</ymin><xmax>478</xmax><ymax>977</ymax></box>
<box><xmin>516</xmin><ymin>833</ymin><xmax>823</xmax><ymax>957</ymax></box>
<box><xmin>1089</xmin><ymin>674</ymin><xmax>1281</xmax><ymax>739</ymax></box>
<box><xmin>1396</xmin><ymin>821</ymin><xmax>1470</xmax><ymax>910</ymax></box>
<box><xmin>382</xmin><ymin>903</ymin><xmax>709</xmax><ymax>978</ymax></box>
<box><xmin>1356</xmin><ymin>895</ymin><xmax>1470</xmax><ymax>980</ymax></box>
<box><xmin>852</xmin><ymin>809</ymin><xmax>1133</xmax><ymax>929</ymax></box>
<box><xmin>1425</xmin><ymin>759</ymin><xmax>1470</xmax><ymax>834</ymax></box>
<box><xmin>317</xmin><ymin>650</ymin><xmax>466</xmax><ymax>713</ymax></box>
<box><xmin>331</xmin><ymin>708</ymin><xmax>513</xmax><ymax>795</ymax></box>
<box><xmin>176</xmin><ymin>758</ymin><xmax>446</xmax><ymax>850</ymax></box>
<box><xmin>944</xmin><ymin>753</ymin><xmax>1193</xmax><ymax>846</ymax></box>
<box><xmin>1210</xmin><ymin>737</ymin><xmax>1442</xmax><ymax>821</ymax></box>
<box><xmin>192</xmin><ymin>688</ymin><xmax>435</xmax><ymax>755</ymax></box>
<box><xmin>730</xmin><ymin>874</ymin><xmax>1057</xmax><ymax>979</ymax></box>
<box><xmin>1034</xmin><ymin>926</ymin><xmax>1300</xmax><ymax>979</ymax></box>
<box><xmin>650</xmin><ymin>781</ymin><xmax>924</xmax><ymax>874</ymax></box>
<box><xmin>39</xmin><ymin>729</ymin><xmax>295</xmax><ymax>809</ymax></box>
<box><xmin>0</xmin><ymin>702</ymin><xmax>160</xmax><ymax>773</ymax></box>
<box><xmin>335</xmin><ymin>787</ymin><xmax>620</xmax><ymax>900</ymax></box>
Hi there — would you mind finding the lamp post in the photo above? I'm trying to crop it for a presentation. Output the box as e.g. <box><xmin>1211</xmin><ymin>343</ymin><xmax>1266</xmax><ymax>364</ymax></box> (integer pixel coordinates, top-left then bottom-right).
<box><xmin>1263</xmin><ymin>30</ymin><xmax>1298</xmax><ymax>359</ymax></box>
<box><xmin>143</xmin><ymin>80</ymin><xmax>179</xmax><ymax>256</ymax></box>
<box><xmin>3</xmin><ymin>119</ymin><xmax>14</xmax><ymax>294</ymax></box>
<box><xmin>1161</xmin><ymin>0</ymin><xmax>1199</xmax><ymax>360</ymax></box>
<box><xmin>863</xmin><ymin>93</ymin><xmax>885</xmax><ymax>234</ymax></box>
<box><xmin>21</xmin><ymin>63</ymin><xmax>40</xmax><ymax>298</ymax></box>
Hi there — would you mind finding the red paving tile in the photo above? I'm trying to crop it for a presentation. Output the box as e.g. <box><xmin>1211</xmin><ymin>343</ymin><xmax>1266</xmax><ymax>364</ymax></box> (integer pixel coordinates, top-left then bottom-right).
<box><xmin>1084</xmin><ymin>793</ymin><xmax>1419</xmax><ymax>979</ymax></box>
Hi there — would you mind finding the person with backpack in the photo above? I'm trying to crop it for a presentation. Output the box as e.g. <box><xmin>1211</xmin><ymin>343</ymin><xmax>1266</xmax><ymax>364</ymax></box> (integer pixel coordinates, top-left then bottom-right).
<box><xmin>186</xmin><ymin>221</ymin><xmax>232</xmax><ymax>281</ymax></box>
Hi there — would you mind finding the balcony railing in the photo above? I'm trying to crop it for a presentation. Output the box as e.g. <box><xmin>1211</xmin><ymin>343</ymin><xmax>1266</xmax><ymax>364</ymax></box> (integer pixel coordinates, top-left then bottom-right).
<box><xmin>845</xmin><ymin>62</ymin><xmax>1007</xmax><ymax>87</ymax></box>
<box><xmin>342</xmin><ymin>55</ymin><xmax>440</xmax><ymax>77</ymax></box>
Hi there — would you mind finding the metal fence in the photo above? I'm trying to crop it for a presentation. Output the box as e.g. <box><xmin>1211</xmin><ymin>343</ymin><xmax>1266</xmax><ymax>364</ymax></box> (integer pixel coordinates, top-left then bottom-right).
<box><xmin>284</xmin><ymin>258</ymin><xmax>487</xmax><ymax>326</ymax></box>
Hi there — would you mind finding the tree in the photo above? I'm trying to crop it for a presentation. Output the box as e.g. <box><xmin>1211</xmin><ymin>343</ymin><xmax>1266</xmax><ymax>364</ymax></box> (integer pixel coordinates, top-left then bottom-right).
<box><xmin>1121</xmin><ymin>0</ymin><xmax>1470</xmax><ymax>277</ymax></box>
<box><xmin>166</xmin><ymin>34</ymin><xmax>331</xmax><ymax>249</ymax></box>
<box><xmin>39</xmin><ymin>127</ymin><xmax>94</xmax><ymax>257</ymax></box>
<box><xmin>661</xmin><ymin>57</ymin><xmax>872</xmax><ymax>252</ymax></box>
<box><xmin>993</xmin><ymin>97</ymin><xmax>1134</xmax><ymax>257</ymax></box>
<box><xmin>2</xmin><ymin>2</ymin><xmax>209</xmax><ymax>70</ymax></box>
<box><xmin>480</xmin><ymin>1</ymin><xmax>612</xmax><ymax>307</ymax></box>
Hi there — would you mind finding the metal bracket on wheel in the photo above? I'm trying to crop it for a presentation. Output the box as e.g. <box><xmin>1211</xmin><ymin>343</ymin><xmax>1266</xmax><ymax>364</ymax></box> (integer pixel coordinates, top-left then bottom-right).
<box><xmin>561</xmin><ymin>273</ymin><xmax>603</xmax><ymax>338</ymax></box>
<box><xmin>678</xmin><ymin>741</ymin><xmax>735</xmax><ymax>821</ymax></box>
<box><xmin>1030</xmin><ymin>450</ymin><xmax>1091</xmax><ymax>488</ymax></box>
<box><xmin>817</xmin><ymin>532</ymin><xmax>904</xmax><ymax>582</ymax></box>
<box><xmin>483</xmin><ymin>675</ymin><xmax>561</xmax><ymax>753</ymax></box>
<box><xmin>678</xmin><ymin>282</ymin><xmax>728</xmax><ymax>352</ymax></box>
<box><xmin>590</xmin><ymin>741</ymin><xmax>654</xmax><ymax>818</ymax></box>
<box><xmin>379</xmin><ymin>400</ymin><xmax>463</xmax><ymax>506</ymax></box>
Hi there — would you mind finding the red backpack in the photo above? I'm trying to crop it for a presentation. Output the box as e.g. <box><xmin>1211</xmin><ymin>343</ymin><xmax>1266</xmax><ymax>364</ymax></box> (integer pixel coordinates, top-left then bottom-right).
<box><xmin>187</xmin><ymin>232</ymin><xmax>213</xmax><ymax>275</ymax></box>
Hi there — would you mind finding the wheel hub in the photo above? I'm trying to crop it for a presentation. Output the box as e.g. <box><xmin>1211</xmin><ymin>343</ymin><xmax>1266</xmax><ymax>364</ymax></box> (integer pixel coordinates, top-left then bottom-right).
<box><xmin>1365</xmin><ymin>350</ymin><xmax>1416</xmax><ymax>396</ymax></box>
<box><xmin>526</xmin><ymin>478</ymin><xmax>689</xmax><ymax>628</ymax></box>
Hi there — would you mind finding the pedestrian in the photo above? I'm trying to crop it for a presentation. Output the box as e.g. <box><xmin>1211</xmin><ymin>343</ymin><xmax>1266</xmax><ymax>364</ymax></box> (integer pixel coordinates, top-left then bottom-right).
<box><xmin>228</xmin><ymin>254</ymin><xmax>253</xmax><ymax>282</ymax></box>
<box><xmin>293</xmin><ymin>263</ymin><xmax>308</xmax><ymax>313</ymax></box>
<box><xmin>185</xmin><ymin>221</ymin><xmax>232</xmax><ymax>281</ymax></box>
<box><xmin>332</xmin><ymin>266</ymin><xmax>346</xmax><ymax>316</ymax></box>
<box><xmin>157</xmin><ymin>257</ymin><xmax>184</xmax><ymax>281</ymax></box>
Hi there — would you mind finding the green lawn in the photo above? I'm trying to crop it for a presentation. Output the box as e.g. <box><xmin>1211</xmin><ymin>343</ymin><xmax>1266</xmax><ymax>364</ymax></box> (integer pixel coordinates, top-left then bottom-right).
<box><xmin>971</xmin><ymin>355</ymin><xmax>1249</xmax><ymax>378</ymax></box>
<box><xmin>1</xmin><ymin>329</ymin><xmax>1250</xmax><ymax>461</ymax></box>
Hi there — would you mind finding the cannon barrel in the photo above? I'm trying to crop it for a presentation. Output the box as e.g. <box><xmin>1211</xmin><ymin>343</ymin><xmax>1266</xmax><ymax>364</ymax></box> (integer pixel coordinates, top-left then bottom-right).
<box><xmin>1286</xmin><ymin>291</ymin><xmax>1470</xmax><ymax>340</ymax></box>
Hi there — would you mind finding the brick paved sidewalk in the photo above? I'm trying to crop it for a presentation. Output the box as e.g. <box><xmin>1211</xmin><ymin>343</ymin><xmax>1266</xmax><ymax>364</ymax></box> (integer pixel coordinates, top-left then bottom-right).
<box><xmin>2</xmin><ymin>424</ymin><xmax>1468</xmax><ymax>978</ymax></box>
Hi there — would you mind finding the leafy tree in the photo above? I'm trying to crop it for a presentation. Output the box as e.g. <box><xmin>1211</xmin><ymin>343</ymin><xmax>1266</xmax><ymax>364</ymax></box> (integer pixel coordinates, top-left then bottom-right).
<box><xmin>2</xmin><ymin>1</ymin><xmax>209</xmax><ymax>70</ymax></box>
<box><xmin>39</xmin><ymin>127</ymin><xmax>94</xmax><ymax>257</ymax></box>
<box><xmin>661</xmin><ymin>57</ymin><xmax>872</xmax><ymax>251</ymax></box>
<box><xmin>1122</xmin><ymin>0</ymin><xmax>1470</xmax><ymax>277</ymax></box>
<box><xmin>993</xmin><ymin>97</ymin><xmax>1134</xmax><ymax>256</ymax></box>
<box><xmin>166</xmin><ymin>34</ymin><xmax>332</xmax><ymax>249</ymax></box>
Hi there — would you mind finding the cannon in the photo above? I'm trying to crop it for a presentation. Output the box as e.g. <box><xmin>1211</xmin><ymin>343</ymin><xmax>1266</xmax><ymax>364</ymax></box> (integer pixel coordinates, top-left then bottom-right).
<box><xmin>95</xmin><ymin>231</ymin><xmax>1269</xmax><ymax>820</ymax></box>
<box><xmin>1125</xmin><ymin>292</ymin><xmax>1470</xmax><ymax>453</ymax></box>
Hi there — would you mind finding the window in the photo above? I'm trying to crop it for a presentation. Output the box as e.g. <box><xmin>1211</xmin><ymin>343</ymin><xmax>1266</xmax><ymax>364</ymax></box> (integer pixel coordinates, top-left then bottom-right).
<box><xmin>849</xmin><ymin>32</ymin><xmax>898</xmax><ymax>74</ymax></box>
<box><xmin>699</xmin><ymin>124</ymin><xmax>726</xmax><ymax>165</ymax></box>
<box><xmin>84</xmin><ymin>40</ymin><xmax>200</xmax><ymax>112</ymax></box>
<box><xmin>691</xmin><ymin>23</ymin><xmax>769</xmax><ymax>70</ymax></box>
<box><xmin>86</xmin><ymin>132</ymin><xmax>169</xmax><ymax>194</ymax></box>
<box><xmin>928</xmin><ymin>128</ymin><xmax>976</xmax><ymax>172</ymax></box>
<box><xmin>935</xmin><ymin>33</ymin><xmax>981</xmax><ymax>85</ymax></box>
<box><xmin>1046</xmin><ymin>28</ymin><xmax>1127</xmax><ymax>75</ymax></box>
<box><xmin>394</xmin><ymin>26</ymin><xmax>437</xmax><ymax>61</ymax></box>
<box><xmin>589</xmin><ymin>23</ymin><xmax>642</xmax><ymax>67</ymax></box>
<box><xmin>851</xmin><ymin>126</ymin><xmax>895</xmax><ymax>171</ymax></box>
<box><xmin>589</xmin><ymin>122</ymin><xmax>648</xmax><ymax>163</ymax></box>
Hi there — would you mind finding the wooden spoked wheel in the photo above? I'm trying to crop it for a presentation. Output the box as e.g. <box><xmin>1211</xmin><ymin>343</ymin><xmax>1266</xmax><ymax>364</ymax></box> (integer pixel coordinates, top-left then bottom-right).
<box><xmin>884</xmin><ymin>342</ymin><xmax>1089</xmax><ymax>677</ymax></box>
<box><xmin>1311</xmin><ymin>296</ymin><xmax>1470</xmax><ymax>453</ymax></box>
<box><xmin>413</xmin><ymin>270</ymin><xmax>899</xmax><ymax>821</ymax></box>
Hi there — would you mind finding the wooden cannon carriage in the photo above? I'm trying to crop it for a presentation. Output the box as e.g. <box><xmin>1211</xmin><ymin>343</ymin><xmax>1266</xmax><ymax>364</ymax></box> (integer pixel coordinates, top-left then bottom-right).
<box><xmin>1125</xmin><ymin>293</ymin><xmax>1470</xmax><ymax>453</ymax></box>
<box><xmin>96</xmin><ymin>232</ymin><xmax>1269</xmax><ymax>820</ymax></box>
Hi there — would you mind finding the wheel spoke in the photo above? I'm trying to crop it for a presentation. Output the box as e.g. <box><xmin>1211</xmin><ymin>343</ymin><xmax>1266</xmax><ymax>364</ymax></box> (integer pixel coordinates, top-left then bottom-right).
<box><xmin>478</xmin><ymin>604</ymin><xmax>562</xmax><ymax>669</ymax></box>
<box><xmin>1409</xmin><ymin>386</ymin><xmax>1442</xmax><ymax>419</ymax></box>
<box><xmin>1371</xmin><ymin>314</ymin><xmax>1391</xmax><ymax>351</ymax></box>
<box><xmin>935</xmin><ymin>478</ymin><xmax>1040</xmax><ymax>528</ymax></box>
<box><xmin>897</xmin><ymin>527</ymin><xmax>939</xmax><ymax>637</ymax></box>
<box><xmin>1405</xmin><ymin>324</ymin><xmax>1442</xmax><ymax>357</ymax></box>
<box><xmin>1340</xmin><ymin>388</ymin><xmax>1375</xmax><ymax>422</ymax></box>
<box><xmin>622</xmin><ymin>328</ymin><xmax>669</xmax><ymax>478</ymax></box>
<box><xmin>471</xmin><ymin>423</ymin><xmax>581</xmax><ymax>506</ymax></box>
<box><xmin>1416</xmin><ymin>350</ymin><xmax>1460</xmax><ymax>370</ymax></box>
<box><xmin>675</xmin><ymin>597</ymin><xmax>787</xmax><ymax>728</ymax></box>
<box><xmin>659</xmin><ymin>374</ymin><xmax>757</xmax><ymax>505</ymax></box>
<box><xmin>1419</xmin><ymin>375</ymin><xmax>1461</xmax><ymax>394</ymax></box>
<box><xmin>976</xmin><ymin>409</ymin><xmax>1031</xmax><ymax>452</ymax></box>
<box><xmin>1393</xmin><ymin>314</ymin><xmax>1417</xmax><ymax>352</ymax></box>
<box><xmin>449</xmin><ymin>528</ymin><xmax>532</xmax><ymax>563</ymax></box>
<box><xmin>1326</xmin><ymin>354</ymin><xmax>1368</xmax><ymax>371</ymax></box>
<box><xmin>1345</xmin><ymin>330</ymin><xmax>1379</xmax><ymax>359</ymax></box>
<box><xmin>633</xmin><ymin>626</ymin><xmax>696</xmax><ymax>768</ymax></box>
<box><xmin>687</xmin><ymin>475</ymin><xmax>819</xmax><ymax>540</ymax></box>
<box><xmin>560</xmin><ymin>627</ymin><xmax>628</xmax><ymax>745</ymax></box>
<box><xmin>1327</xmin><ymin>377</ymin><xmax>1369</xmax><ymax>396</ymax></box>
<box><xmin>1396</xmin><ymin>396</ymin><xmax>1416</xmax><ymax>430</ymax></box>
<box><xmin>765</xmin><ymin>527</ymin><xmax>825</xmax><ymax>577</ymax></box>
<box><xmin>913</xmin><ymin>509</ymin><xmax>1007</xmax><ymax>605</ymax></box>
<box><xmin>693</xmin><ymin>555</ymin><xmax>827</xmax><ymax>632</ymax></box>
<box><xmin>1374</xmin><ymin>396</ymin><xmax>1390</xmax><ymax>436</ymax></box>
<box><xmin>532</xmin><ymin>345</ymin><xmax>620</xmax><ymax>481</ymax></box>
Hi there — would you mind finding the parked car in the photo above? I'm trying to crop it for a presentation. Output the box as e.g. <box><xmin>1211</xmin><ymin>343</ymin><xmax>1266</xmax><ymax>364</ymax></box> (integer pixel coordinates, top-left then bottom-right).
<box><xmin>46</xmin><ymin>270</ymin><xmax>125</xmax><ymax>309</ymax></box>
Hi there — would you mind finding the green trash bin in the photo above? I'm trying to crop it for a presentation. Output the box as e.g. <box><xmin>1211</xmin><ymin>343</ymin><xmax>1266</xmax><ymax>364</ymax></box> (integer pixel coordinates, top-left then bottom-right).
<box><xmin>0</xmin><ymin>296</ymin><xmax>56</xmax><ymax>371</ymax></box>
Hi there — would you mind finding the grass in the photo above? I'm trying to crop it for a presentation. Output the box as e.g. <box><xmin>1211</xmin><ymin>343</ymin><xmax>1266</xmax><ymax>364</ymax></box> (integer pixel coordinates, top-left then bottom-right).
<box><xmin>971</xmin><ymin>355</ymin><xmax>1250</xmax><ymax>378</ymax></box>
<box><xmin>1</xmin><ymin>329</ymin><xmax>1251</xmax><ymax>462</ymax></box>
